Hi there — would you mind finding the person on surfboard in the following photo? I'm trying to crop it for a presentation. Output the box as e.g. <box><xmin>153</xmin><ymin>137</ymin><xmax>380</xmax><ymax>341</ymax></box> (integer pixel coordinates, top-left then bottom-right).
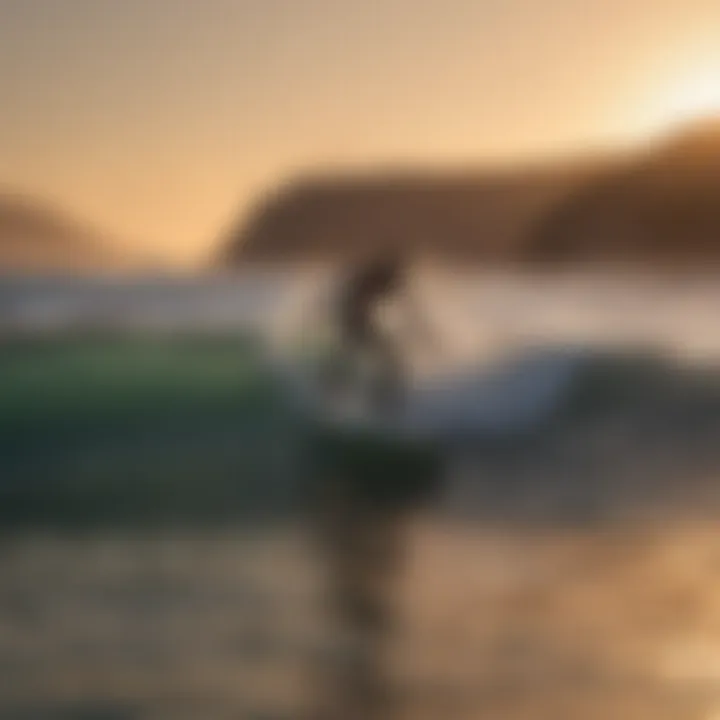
<box><xmin>322</xmin><ymin>250</ymin><xmax>434</xmax><ymax>413</ymax></box>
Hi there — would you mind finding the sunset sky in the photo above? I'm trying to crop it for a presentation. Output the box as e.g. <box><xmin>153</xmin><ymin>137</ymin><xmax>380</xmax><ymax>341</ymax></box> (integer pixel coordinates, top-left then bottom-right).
<box><xmin>1</xmin><ymin>0</ymin><xmax>720</xmax><ymax>266</ymax></box>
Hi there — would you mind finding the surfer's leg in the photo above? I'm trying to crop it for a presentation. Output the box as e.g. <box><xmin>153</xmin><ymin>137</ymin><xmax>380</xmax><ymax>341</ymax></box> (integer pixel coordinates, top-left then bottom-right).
<box><xmin>367</xmin><ymin>331</ymin><xmax>405</xmax><ymax>412</ymax></box>
<box><xmin>319</xmin><ymin>332</ymin><xmax>357</xmax><ymax>400</ymax></box>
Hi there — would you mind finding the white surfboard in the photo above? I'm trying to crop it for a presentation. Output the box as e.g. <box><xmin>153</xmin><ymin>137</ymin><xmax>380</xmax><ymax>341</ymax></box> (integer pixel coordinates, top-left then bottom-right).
<box><xmin>270</xmin><ymin>342</ymin><xmax>582</xmax><ymax>443</ymax></box>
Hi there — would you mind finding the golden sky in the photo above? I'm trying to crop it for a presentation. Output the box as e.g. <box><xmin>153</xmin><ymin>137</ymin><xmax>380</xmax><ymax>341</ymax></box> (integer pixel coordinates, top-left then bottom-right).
<box><xmin>1</xmin><ymin>0</ymin><xmax>719</xmax><ymax>266</ymax></box>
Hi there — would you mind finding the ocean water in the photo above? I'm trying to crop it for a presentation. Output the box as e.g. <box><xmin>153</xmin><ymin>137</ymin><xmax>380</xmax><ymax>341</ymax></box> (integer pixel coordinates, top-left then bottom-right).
<box><xmin>265</xmin><ymin>266</ymin><xmax>720</xmax><ymax>362</ymax></box>
<box><xmin>2</xmin><ymin>267</ymin><xmax>719</xmax><ymax>436</ymax></box>
<box><xmin>2</xmin><ymin>270</ymin><xmax>720</xmax><ymax>720</ymax></box>
<box><xmin>3</xmin><ymin>267</ymin><xmax>719</xmax><ymax>357</ymax></box>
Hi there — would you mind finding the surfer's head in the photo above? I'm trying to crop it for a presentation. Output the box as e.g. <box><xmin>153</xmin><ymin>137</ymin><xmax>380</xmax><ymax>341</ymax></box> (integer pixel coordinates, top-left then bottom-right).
<box><xmin>355</xmin><ymin>247</ymin><xmax>409</xmax><ymax>289</ymax></box>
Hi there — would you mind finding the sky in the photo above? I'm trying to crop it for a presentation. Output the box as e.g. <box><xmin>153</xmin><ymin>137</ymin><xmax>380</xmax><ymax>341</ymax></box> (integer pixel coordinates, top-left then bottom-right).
<box><xmin>1</xmin><ymin>0</ymin><xmax>720</xmax><ymax>266</ymax></box>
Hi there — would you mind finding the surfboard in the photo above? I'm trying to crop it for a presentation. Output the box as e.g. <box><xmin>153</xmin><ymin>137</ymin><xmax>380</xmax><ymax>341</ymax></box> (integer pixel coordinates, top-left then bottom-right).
<box><xmin>277</xmin><ymin>342</ymin><xmax>579</xmax><ymax>443</ymax></box>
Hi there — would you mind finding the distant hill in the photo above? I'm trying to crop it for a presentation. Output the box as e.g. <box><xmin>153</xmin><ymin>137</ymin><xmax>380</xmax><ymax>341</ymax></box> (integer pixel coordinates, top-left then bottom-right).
<box><xmin>220</xmin><ymin>120</ymin><xmax>720</xmax><ymax>269</ymax></box>
<box><xmin>219</xmin><ymin>160</ymin><xmax>607</xmax><ymax>266</ymax></box>
<box><xmin>0</xmin><ymin>192</ymin><xmax>142</xmax><ymax>273</ymax></box>
<box><xmin>534</xmin><ymin>118</ymin><xmax>720</xmax><ymax>267</ymax></box>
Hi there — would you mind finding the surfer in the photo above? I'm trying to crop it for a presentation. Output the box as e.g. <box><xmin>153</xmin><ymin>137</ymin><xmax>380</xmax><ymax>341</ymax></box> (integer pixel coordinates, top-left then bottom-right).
<box><xmin>323</xmin><ymin>251</ymin><xmax>427</xmax><ymax>413</ymax></box>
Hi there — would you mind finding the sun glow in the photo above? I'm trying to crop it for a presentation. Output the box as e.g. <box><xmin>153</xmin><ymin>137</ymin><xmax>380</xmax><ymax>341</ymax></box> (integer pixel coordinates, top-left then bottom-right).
<box><xmin>635</xmin><ymin>65</ymin><xmax>720</xmax><ymax>139</ymax></box>
<box><xmin>662</xmin><ymin>70</ymin><xmax>720</xmax><ymax>123</ymax></box>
